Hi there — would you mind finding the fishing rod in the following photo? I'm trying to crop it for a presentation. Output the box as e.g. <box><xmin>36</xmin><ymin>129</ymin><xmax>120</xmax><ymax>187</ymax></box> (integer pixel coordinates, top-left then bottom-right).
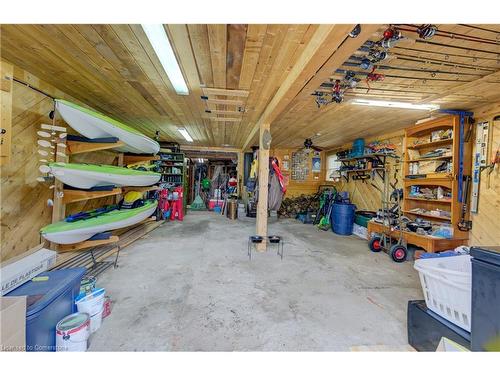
<box><xmin>393</xmin><ymin>45</ymin><xmax>499</xmax><ymax>61</ymax></box>
<box><xmin>344</xmin><ymin>59</ymin><xmax>484</xmax><ymax>77</ymax></box>
<box><xmin>458</xmin><ymin>24</ymin><xmax>500</xmax><ymax>35</ymax></box>
<box><xmin>333</xmin><ymin>68</ymin><xmax>472</xmax><ymax>83</ymax></box>
<box><xmin>396</xmin><ymin>24</ymin><xmax>500</xmax><ymax>45</ymax></box>
<box><xmin>355</xmin><ymin>46</ymin><xmax>496</xmax><ymax>72</ymax></box>
<box><xmin>415</xmin><ymin>39</ymin><xmax>500</xmax><ymax>55</ymax></box>
<box><xmin>318</xmin><ymin>85</ymin><xmax>437</xmax><ymax>96</ymax></box>
<box><xmin>393</xmin><ymin>54</ymin><xmax>496</xmax><ymax>73</ymax></box>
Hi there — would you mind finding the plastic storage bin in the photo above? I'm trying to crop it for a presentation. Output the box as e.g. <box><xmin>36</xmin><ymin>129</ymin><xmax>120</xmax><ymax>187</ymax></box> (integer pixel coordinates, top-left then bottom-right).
<box><xmin>6</xmin><ymin>267</ymin><xmax>86</xmax><ymax>351</ymax></box>
<box><xmin>414</xmin><ymin>255</ymin><xmax>471</xmax><ymax>332</ymax></box>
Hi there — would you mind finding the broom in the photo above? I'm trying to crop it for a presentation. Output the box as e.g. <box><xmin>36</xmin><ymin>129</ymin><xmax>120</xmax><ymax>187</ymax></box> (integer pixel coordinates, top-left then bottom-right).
<box><xmin>190</xmin><ymin>169</ymin><xmax>207</xmax><ymax>211</ymax></box>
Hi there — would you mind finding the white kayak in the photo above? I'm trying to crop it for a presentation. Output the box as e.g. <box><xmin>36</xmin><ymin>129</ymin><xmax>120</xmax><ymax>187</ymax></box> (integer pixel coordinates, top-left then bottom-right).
<box><xmin>47</xmin><ymin>162</ymin><xmax>161</xmax><ymax>189</ymax></box>
<box><xmin>41</xmin><ymin>200</ymin><xmax>158</xmax><ymax>244</ymax></box>
<box><xmin>55</xmin><ymin>99</ymin><xmax>160</xmax><ymax>155</ymax></box>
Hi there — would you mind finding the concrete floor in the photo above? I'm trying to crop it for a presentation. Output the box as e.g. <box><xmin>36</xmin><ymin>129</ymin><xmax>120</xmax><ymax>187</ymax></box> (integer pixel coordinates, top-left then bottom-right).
<box><xmin>89</xmin><ymin>211</ymin><xmax>423</xmax><ymax>351</ymax></box>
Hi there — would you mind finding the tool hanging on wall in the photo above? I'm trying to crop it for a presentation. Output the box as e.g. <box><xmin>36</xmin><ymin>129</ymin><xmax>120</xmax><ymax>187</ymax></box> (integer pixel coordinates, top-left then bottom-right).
<box><xmin>458</xmin><ymin>175</ymin><xmax>473</xmax><ymax>231</ymax></box>
<box><xmin>440</xmin><ymin>109</ymin><xmax>474</xmax><ymax>204</ymax></box>
<box><xmin>471</xmin><ymin>121</ymin><xmax>490</xmax><ymax>213</ymax></box>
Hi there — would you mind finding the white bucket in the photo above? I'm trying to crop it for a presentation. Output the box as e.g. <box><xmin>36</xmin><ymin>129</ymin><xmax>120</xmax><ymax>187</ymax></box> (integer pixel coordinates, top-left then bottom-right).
<box><xmin>76</xmin><ymin>288</ymin><xmax>105</xmax><ymax>316</ymax></box>
<box><xmin>56</xmin><ymin>312</ymin><xmax>90</xmax><ymax>352</ymax></box>
<box><xmin>90</xmin><ymin>308</ymin><xmax>104</xmax><ymax>334</ymax></box>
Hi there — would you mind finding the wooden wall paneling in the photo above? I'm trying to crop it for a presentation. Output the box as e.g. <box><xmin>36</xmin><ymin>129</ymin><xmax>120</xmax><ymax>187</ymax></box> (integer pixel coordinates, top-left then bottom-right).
<box><xmin>325</xmin><ymin>132</ymin><xmax>404</xmax><ymax>212</ymax></box>
<box><xmin>0</xmin><ymin>60</ymin><xmax>13</xmax><ymax>165</ymax></box>
<box><xmin>0</xmin><ymin>85</ymin><xmax>58</xmax><ymax>261</ymax></box>
<box><xmin>469</xmin><ymin>102</ymin><xmax>500</xmax><ymax>246</ymax></box>
<box><xmin>272</xmin><ymin>148</ymin><xmax>326</xmax><ymax>198</ymax></box>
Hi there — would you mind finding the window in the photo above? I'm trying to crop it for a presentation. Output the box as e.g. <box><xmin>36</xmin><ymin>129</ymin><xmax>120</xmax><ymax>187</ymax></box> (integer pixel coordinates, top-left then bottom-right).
<box><xmin>326</xmin><ymin>154</ymin><xmax>341</xmax><ymax>181</ymax></box>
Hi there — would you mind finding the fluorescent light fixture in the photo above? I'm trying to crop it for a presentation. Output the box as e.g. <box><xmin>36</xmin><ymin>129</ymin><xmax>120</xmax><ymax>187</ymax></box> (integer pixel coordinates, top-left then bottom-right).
<box><xmin>178</xmin><ymin>127</ymin><xmax>193</xmax><ymax>142</ymax></box>
<box><xmin>351</xmin><ymin>99</ymin><xmax>439</xmax><ymax>111</ymax></box>
<box><xmin>141</xmin><ymin>24</ymin><xmax>189</xmax><ymax>95</ymax></box>
<box><xmin>197</xmin><ymin>158</ymin><xmax>205</xmax><ymax>163</ymax></box>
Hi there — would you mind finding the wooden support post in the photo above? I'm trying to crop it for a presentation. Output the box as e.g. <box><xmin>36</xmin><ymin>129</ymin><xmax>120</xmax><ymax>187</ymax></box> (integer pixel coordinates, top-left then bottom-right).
<box><xmin>237</xmin><ymin>151</ymin><xmax>244</xmax><ymax>198</ymax></box>
<box><xmin>256</xmin><ymin>123</ymin><xmax>271</xmax><ymax>252</ymax></box>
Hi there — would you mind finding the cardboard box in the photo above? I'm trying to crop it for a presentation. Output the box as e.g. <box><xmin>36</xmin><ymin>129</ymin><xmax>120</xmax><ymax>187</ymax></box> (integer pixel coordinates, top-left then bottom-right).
<box><xmin>0</xmin><ymin>296</ymin><xmax>26</xmax><ymax>351</ymax></box>
<box><xmin>1</xmin><ymin>247</ymin><xmax>56</xmax><ymax>295</ymax></box>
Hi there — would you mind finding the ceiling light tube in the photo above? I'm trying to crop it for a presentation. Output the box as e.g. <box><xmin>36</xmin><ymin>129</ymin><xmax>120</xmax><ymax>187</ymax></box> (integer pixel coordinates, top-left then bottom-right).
<box><xmin>351</xmin><ymin>99</ymin><xmax>439</xmax><ymax>111</ymax></box>
<box><xmin>178</xmin><ymin>127</ymin><xmax>193</xmax><ymax>142</ymax></box>
<box><xmin>141</xmin><ymin>24</ymin><xmax>189</xmax><ymax>95</ymax></box>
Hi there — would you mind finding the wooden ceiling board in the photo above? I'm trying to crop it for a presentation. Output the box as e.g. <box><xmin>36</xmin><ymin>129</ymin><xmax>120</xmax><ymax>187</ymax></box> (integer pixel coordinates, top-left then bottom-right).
<box><xmin>1</xmin><ymin>24</ymin><xmax>499</xmax><ymax>151</ymax></box>
<box><xmin>187</xmin><ymin>24</ymin><xmax>214</xmax><ymax>87</ymax></box>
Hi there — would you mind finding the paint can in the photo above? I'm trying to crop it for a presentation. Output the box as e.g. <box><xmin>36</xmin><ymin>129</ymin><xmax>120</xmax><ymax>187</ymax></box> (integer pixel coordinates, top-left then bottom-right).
<box><xmin>55</xmin><ymin>312</ymin><xmax>90</xmax><ymax>352</ymax></box>
<box><xmin>76</xmin><ymin>288</ymin><xmax>105</xmax><ymax>316</ymax></box>
<box><xmin>90</xmin><ymin>308</ymin><xmax>104</xmax><ymax>334</ymax></box>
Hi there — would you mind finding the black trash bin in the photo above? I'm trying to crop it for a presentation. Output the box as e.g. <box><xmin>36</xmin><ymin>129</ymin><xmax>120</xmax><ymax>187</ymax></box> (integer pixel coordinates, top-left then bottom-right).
<box><xmin>471</xmin><ymin>246</ymin><xmax>500</xmax><ymax>351</ymax></box>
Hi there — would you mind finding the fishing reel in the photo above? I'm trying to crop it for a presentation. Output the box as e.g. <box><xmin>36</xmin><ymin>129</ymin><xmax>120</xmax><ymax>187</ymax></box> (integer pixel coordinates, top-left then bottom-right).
<box><xmin>343</xmin><ymin>70</ymin><xmax>359</xmax><ymax>89</ymax></box>
<box><xmin>331</xmin><ymin>79</ymin><xmax>344</xmax><ymax>104</ymax></box>
<box><xmin>417</xmin><ymin>24</ymin><xmax>437</xmax><ymax>40</ymax></box>
<box><xmin>360</xmin><ymin>57</ymin><xmax>373</xmax><ymax>70</ymax></box>
<box><xmin>312</xmin><ymin>91</ymin><xmax>330</xmax><ymax>108</ymax></box>
<box><xmin>348</xmin><ymin>24</ymin><xmax>361</xmax><ymax>38</ymax></box>
<box><xmin>368</xmin><ymin>48</ymin><xmax>389</xmax><ymax>63</ymax></box>
<box><xmin>380</xmin><ymin>26</ymin><xmax>404</xmax><ymax>49</ymax></box>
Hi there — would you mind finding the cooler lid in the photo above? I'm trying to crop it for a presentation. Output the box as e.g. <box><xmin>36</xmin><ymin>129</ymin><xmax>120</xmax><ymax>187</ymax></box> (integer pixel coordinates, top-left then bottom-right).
<box><xmin>6</xmin><ymin>268</ymin><xmax>86</xmax><ymax>317</ymax></box>
<box><xmin>471</xmin><ymin>246</ymin><xmax>500</xmax><ymax>267</ymax></box>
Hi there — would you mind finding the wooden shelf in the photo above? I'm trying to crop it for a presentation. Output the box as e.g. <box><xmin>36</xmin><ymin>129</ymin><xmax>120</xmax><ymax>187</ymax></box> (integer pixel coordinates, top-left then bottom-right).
<box><xmin>404</xmin><ymin>156</ymin><xmax>452</xmax><ymax>162</ymax></box>
<box><xmin>57</xmin><ymin>235</ymin><xmax>120</xmax><ymax>253</ymax></box>
<box><xmin>402</xmin><ymin>210</ymin><xmax>451</xmax><ymax>222</ymax></box>
<box><xmin>123</xmin><ymin>154</ymin><xmax>160</xmax><ymax>165</ymax></box>
<box><xmin>407</xmin><ymin>138</ymin><xmax>453</xmax><ymax>149</ymax></box>
<box><xmin>67</xmin><ymin>140</ymin><xmax>125</xmax><ymax>155</ymax></box>
<box><xmin>338</xmin><ymin>153</ymin><xmax>395</xmax><ymax>162</ymax></box>
<box><xmin>63</xmin><ymin>187</ymin><xmax>122</xmax><ymax>204</ymax></box>
<box><xmin>405</xmin><ymin>173</ymin><xmax>453</xmax><ymax>180</ymax></box>
<box><xmin>407</xmin><ymin>196</ymin><xmax>452</xmax><ymax>204</ymax></box>
<box><xmin>342</xmin><ymin>167</ymin><xmax>385</xmax><ymax>173</ymax></box>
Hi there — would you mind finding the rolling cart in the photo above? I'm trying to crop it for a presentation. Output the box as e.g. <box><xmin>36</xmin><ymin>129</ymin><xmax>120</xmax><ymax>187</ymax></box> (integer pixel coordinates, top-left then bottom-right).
<box><xmin>368</xmin><ymin>164</ymin><xmax>408</xmax><ymax>262</ymax></box>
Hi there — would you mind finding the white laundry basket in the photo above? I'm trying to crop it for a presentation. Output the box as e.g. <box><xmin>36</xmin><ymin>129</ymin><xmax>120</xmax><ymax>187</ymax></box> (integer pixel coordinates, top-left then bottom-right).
<box><xmin>414</xmin><ymin>255</ymin><xmax>472</xmax><ymax>331</ymax></box>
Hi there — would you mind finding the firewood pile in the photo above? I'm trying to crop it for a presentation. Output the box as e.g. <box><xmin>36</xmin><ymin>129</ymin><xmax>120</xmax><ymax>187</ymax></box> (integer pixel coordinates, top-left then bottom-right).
<box><xmin>277</xmin><ymin>194</ymin><xmax>320</xmax><ymax>218</ymax></box>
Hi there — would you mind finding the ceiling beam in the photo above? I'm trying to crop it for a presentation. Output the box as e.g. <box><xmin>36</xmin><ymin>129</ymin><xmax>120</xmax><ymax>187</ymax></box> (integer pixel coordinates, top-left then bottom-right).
<box><xmin>241</xmin><ymin>24</ymin><xmax>382</xmax><ymax>150</ymax></box>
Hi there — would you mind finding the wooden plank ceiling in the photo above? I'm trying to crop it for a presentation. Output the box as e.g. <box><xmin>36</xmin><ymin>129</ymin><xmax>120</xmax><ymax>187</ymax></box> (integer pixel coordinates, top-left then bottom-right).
<box><xmin>1</xmin><ymin>24</ymin><xmax>499</xmax><ymax>150</ymax></box>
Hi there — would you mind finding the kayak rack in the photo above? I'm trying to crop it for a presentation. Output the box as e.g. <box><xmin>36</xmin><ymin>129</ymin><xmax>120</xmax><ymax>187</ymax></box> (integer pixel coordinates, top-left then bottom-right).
<box><xmin>62</xmin><ymin>187</ymin><xmax>123</xmax><ymax>204</ymax></box>
<box><xmin>66</xmin><ymin>139</ymin><xmax>125</xmax><ymax>155</ymax></box>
